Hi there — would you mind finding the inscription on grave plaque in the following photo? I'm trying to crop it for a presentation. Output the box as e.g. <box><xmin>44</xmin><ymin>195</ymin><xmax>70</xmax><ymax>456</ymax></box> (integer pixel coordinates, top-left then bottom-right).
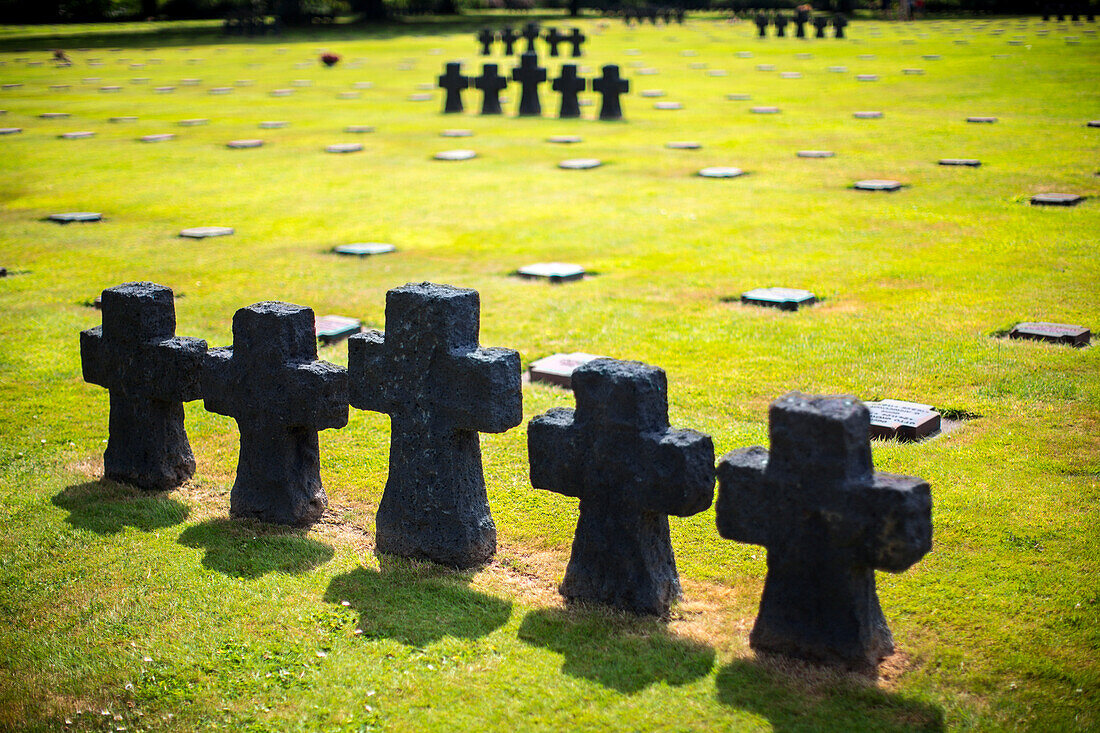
<box><xmin>866</xmin><ymin>399</ymin><xmax>941</xmax><ymax>441</ymax></box>
<box><xmin>1009</xmin><ymin>321</ymin><xmax>1090</xmax><ymax>347</ymax></box>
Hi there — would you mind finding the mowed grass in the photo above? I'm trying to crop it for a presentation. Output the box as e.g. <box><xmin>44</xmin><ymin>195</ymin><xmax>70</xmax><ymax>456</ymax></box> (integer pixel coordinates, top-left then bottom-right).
<box><xmin>0</xmin><ymin>13</ymin><xmax>1098</xmax><ymax>731</ymax></box>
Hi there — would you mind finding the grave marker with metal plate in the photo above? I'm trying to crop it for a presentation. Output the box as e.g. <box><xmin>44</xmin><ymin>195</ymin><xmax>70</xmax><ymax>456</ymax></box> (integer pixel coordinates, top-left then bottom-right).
<box><xmin>1031</xmin><ymin>193</ymin><xmax>1084</xmax><ymax>206</ymax></box>
<box><xmin>434</xmin><ymin>149</ymin><xmax>477</xmax><ymax>161</ymax></box>
<box><xmin>855</xmin><ymin>179</ymin><xmax>903</xmax><ymax>191</ymax></box>
<box><xmin>529</xmin><ymin>352</ymin><xmax>604</xmax><ymax>389</ymax></box>
<box><xmin>516</xmin><ymin>262</ymin><xmax>586</xmax><ymax>282</ymax></box>
<box><xmin>699</xmin><ymin>167</ymin><xmax>745</xmax><ymax>178</ymax></box>
<box><xmin>180</xmin><ymin>226</ymin><xmax>234</xmax><ymax>238</ymax></box>
<box><xmin>50</xmin><ymin>212</ymin><xmax>102</xmax><ymax>223</ymax></box>
<box><xmin>333</xmin><ymin>243</ymin><xmax>395</xmax><ymax>257</ymax></box>
<box><xmin>866</xmin><ymin>399</ymin><xmax>941</xmax><ymax>441</ymax></box>
<box><xmin>1009</xmin><ymin>322</ymin><xmax>1090</xmax><ymax>347</ymax></box>
<box><xmin>741</xmin><ymin>287</ymin><xmax>817</xmax><ymax>311</ymax></box>
<box><xmin>315</xmin><ymin>315</ymin><xmax>362</xmax><ymax>344</ymax></box>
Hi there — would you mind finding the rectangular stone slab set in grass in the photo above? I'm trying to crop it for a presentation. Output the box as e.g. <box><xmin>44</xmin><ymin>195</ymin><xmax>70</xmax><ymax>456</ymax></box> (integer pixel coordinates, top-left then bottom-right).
<box><xmin>81</xmin><ymin>280</ymin><xmax>934</xmax><ymax>670</ymax></box>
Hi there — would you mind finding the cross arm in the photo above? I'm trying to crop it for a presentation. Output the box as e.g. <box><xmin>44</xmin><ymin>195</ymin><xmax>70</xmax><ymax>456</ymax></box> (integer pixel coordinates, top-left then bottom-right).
<box><xmin>863</xmin><ymin>472</ymin><xmax>932</xmax><ymax>572</ymax></box>
<box><xmin>80</xmin><ymin>327</ymin><xmax>206</xmax><ymax>402</ymax></box>
<box><xmin>80</xmin><ymin>326</ymin><xmax>107</xmax><ymax>389</ymax></box>
<box><xmin>528</xmin><ymin>407</ymin><xmax>583</xmax><ymax>497</ymax></box>
<box><xmin>348</xmin><ymin>330</ymin><xmax>394</xmax><ymax>415</ymax></box>
<box><xmin>715</xmin><ymin>446</ymin><xmax>772</xmax><ymax>546</ymax></box>
<box><xmin>284</xmin><ymin>360</ymin><xmax>349</xmax><ymax>431</ymax></box>
<box><xmin>444</xmin><ymin>346</ymin><xmax>522</xmax><ymax>433</ymax></box>
<box><xmin>201</xmin><ymin>346</ymin><xmax>237</xmax><ymax>418</ymax></box>
<box><xmin>635</xmin><ymin>428</ymin><xmax>715</xmax><ymax>517</ymax></box>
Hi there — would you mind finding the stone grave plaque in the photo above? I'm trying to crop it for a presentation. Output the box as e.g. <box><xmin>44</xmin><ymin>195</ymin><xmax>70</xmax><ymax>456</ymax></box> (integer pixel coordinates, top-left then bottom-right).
<box><xmin>345</xmin><ymin>125</ymin><xmax>374</xmax><ymax>133</ymax></box>
<box><xmin>667</xmin><ymin>141</ymin><xmax>701</xmax><ymax>149</ymax></box>
<box><xmin>353</xmin><ymin>82</ymin><xmax>373</xmax><ymax>89</ymax></box>
<box><xmin>780</xmin><ymin>71</ymin><xmax>802</xmax><ymax>79</ymax></box>
<box><xmin>736</xmin><ymin>51</ymin><xmax>754</xmax><ymax>58</ymax></box>
<box><xmin>409</xmin><ymin>93</ymin><xmax>433</xmax><ymax>102</ymax></box>
<box><xmin>178</xmin><ymin>118</ymin><xmax>209</xmax><ymax>126</ymax></box>
<box><xmin>1009</xmin><ymin>321</ymin><xmax>1090</xmax><ymax>347</ymax></box>
<box><xmin>180</xmin><ymin>226</ymin><xmax>233</xmax><ymax>238</ymax></box>
<box><xmin>40</xmin><ymin>112</ymin><xmax>71</xmax><ymax>119</ymax></box>
<box><xmin>798</xmin><ymin>150</ymin><xmax>835</xmax><ymax>158</ymax></box>
<box><xmin>858</xmin><ymin>54</ymin><xmax>876</xmax><ymax>59</ymax></box>
<box><xmin>756</xmin><ymin>64</ymin><xmax>776</xmax><ymax>72</ymax></box>
<box><xmin>1087</xmin><ymin>121</ymin><xmax>1100</xmax><ymax>128</ymax></box>
<box><xmin>856</xmin><ymin>74</ymin><xmax>879</xmax><ymax>81</ymax></box>
<box><xmin>2</xmin><ymin>84</ymin><xmax>23</xmax><ymax>90</ymax></box>
<box><xmin>270</xmin><ymin>89</ymin><xmax>293</xmax><ymax>97</ymax></box>
<box><xmin>441</xmin><ymin>129</ymin><xmax>473</xmax><ymax>137</ymax></box>
<box><xmin>109</xmin><ymin>116</ymin><xmax>138</xmax><ymax>123</ymax></box>
<box><xmin>638</xmin><ymin>68</ymin><xmax>659</xmax><ymax>75</ymax></box>
<box><xmin>291</xmin><ymin>80</ymin><xmax>312</xmax><ymax>87</ymax></box>
<box><xmin>529</xmin><ymin>352</ymin><xmax>604</xmax><ymax>389</ymax></box>
<box><xmin>49</xmin><ymin>212</ymin><xmax>102</xmax><ymax>223</ymax></box>
<box><xmin>641</xmin><ymin>89</ymin><xmax>665</xmax><ymax>97</ymax></box>
<box><xmin>154</xmin><ymin>86</ymin><xmax>176</xmax><ymax>93</ymax></box>
<box><xmin>903</xmin><ymin>68</ymin><xmax>925</xmax><ymax>74</ymax></box>
<box><xmin>181</xmin><ymin>78</ymin><xmax>201</xmax><ymax>85</ymax></box>
<box><xmin>751</xmin><ymin>106</ymin><xmax>780</xmax><ymax>114</ymax></box>
<box><xmin>259</xmin><ymin>121</ymin><xmax>288</xmax><ymax>129</ymax></box>
<box><xmin>227</xmin><ymin>139</ymin><xmax>264</xmax><ymax>149</ymax></box>
<box><xmin>654</xmin><ymin>101</ymin><xmax>682</xmax><ymax>110</ymax></box>
<box><xmin>208</xmin><ymin>87</ymin><xmax>232</xmax><ymax>95</ymax></box>
<box><xmin>854</xmin><ymin>111</ymin><xmax>884</xmax><ymax>119</ymax></box>
<box><xmin>548</xmin><ymin>135</ymin><xmax>582</xmax><ymax>143</ymax></box>
<box><xmin>688</xmin><ymin>62</ymin><xmax>707</xmax><ymax>69</ymax></box>
<box><xmin>416</xmin><ymin>82</ymin><xmax>434</xmax><ymax>90</ymax></box>
<box><xmin>854</xmin><ymin>179</ymin><xmax>902</xmax><ymax>191</ymax></box>
<box><xmin>140</xmin><ymin>134</ymin><xmax>175</xmax><ymax>142</ymax></box>
<box><xmin>923</xmin><ymin>54</ymin><xmax>941</xmax><ymax>59</ymax></box>
<box><xmin>338</xmin><ymin>92</ymin><xmax>361</xmax><ymax>100</ymax></box>
<box><xmin>559</xmin><ymin>158</ymin><xmax>601</xmax><ymax>169</ymax></box>
<box><xmin>708</xmin><ymin>69</ymin><xmax>728</xmax><ymax>77</ymax></box>
<box><xmin>326</xmin><ymin>143</ymin><xmax>363</xmax><ymax>154</ymax></box>
<box><xmin>60</xmin><ymin>131</ymin><xmax>95</xmax><ymax>139</ymax></box>
<box><xmin>1031</xmin><ymin>193</ymin><xmax>1084</xmax><ymax>206</ymax></box>
<box><xmin>740</xmin><ymin>287</ymin><xmax>817</xmax><ymax>311</ymax></box>
<box><xmin>699</xmin><ymin>167</ymin><xmax>745</xmax><ymax>178</ymax></box>
<box><xmin>827</xmin><ymin>66</ymin><xmax>848</xmax><ymax>73</ymax></box>
<box><xmin>967</xmin><ymin>116</ymin><xmax>997</xmax><ymax>123</ymax></box>
<box><xmin>727</xmin><ymin>93</ymin><xmax>751</xmax><ymax>101</ymax></box>
<box><xmin>0</xmin><ymin>128</ymin><xmax>22</xmax><ymax>135</ymax></box>
<box><xmin>100</xmin><ymin>86</ymin><xmax>122</xmax><ymax>92</ymax></box>
<box><xmin>866</xmin><ymin>399</ymin><xmax>941</xmax><ymax>441</ymax></box>
<box><xmin>939</xmin><ymin>158</ymin><xmax>981</xmax><ymax>166</ymax></box>
<box><xmin>235</xmin><ymin>79</ymin><xmax>254</xmax><ymax>86</ymax></box>
<box><xmin>50</xmin><ymin>84</ymin><xmax>71</xmax><ymax>91</ymax></box>
<box><xmin>516</xmin><ymin>262</ymin><xmax>586</xmax><ymax>282</ymax></box>
<box><xmin>333</xmin><ymin>243</ymin><xmax>395</xmax><ymax>257</ymax></box>
<box><xmin>131</xmin><ymin>77</ymin><xmax>149</xmax><ymax>83</ymax></box>
<box><xmin>315</xmin><ymin>315</ymin><xmax>362</xmax><ymax>345</ymax></box>
<box><xmin>434</xmin><ymin>149</ymin><xmax>476</xmax><ymax>161</ymax></box>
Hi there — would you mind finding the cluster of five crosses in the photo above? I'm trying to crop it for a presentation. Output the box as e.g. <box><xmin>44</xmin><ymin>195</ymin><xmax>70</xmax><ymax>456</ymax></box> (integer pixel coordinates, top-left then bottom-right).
<box><xmin>755</xmin><ymin>10</ymin><xmax>849</xmax><ymax>39</ymax></box>
<box><xmin>81</xmin><ymin>281</ymin><xmax>932</xmax><ymax>671</ymax></box>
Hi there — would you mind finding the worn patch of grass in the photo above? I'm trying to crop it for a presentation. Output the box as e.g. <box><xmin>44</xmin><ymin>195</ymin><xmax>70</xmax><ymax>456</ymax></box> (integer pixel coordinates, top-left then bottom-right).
<box><xmin>1</xmin><ymin>13</ymin><xmax>1099</xmax><ymax>732</ymax></box>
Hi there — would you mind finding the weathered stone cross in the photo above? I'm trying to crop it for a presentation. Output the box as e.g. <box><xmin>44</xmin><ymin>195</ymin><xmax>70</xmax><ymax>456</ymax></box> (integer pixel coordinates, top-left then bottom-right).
<box><xmin>512</xmin><ymin>52</ymin><xmax>546</xmax><ymax>117</ymax></box>
<box><xmin>814</xmin><ymin>15</ymin><xmax>829</xmax><ymax>37</ymax></box>
<box><xmin>774</xmin><ymin>13</ymin><xmax>788</xmax><ymax>36</ymax></box>
<box><xmin>348</xmin><ymin>283</ymin><xmax>522</xmax><ymax>569</ymax></box>
<box><xmin>474</xmin><ymin>63</ymin><xmax>507</xmax><ymax>115</ymax></box>
<box><xmin>500</xmin><ymin>26</ymin><xmax>519</xmax><ymax>55</ymax></box>
<box><xmin>477</xmin><ymin>28</ymin><xmax>495</xmax><ymax>55</ymax></box>
<box><xmin>552</xmin><ymin>64</ymin><xmax>586</xmax><ymax>118</ymax></box>
<box><xmin>203</xmin><ymin>302</ymin><xmax>348</xmax><ymax>527</ymax></box>
<box><xmin>81</xmin><ymin>281</ymin><xmax>206</xmax><ymax>490</ymax></box>
<box><xmin>528</xmin><ymin>359</ymin><xmax>715</xmax><ymax>616</ymax></box>
<box><xmin>438</xmin><ymin>61</ymin><xmax>469</xmax><ymax>114</ymax></box>
<box><xmin>592</xmin><ymin>64</ymin><xmax>628</xmax><ymax>121</ymax></box>
<box><xmin>521</xmin><ymin>22</ymin><xmax>541</xmax><ymax>53</ymax></box>
<box><xmin>544</xmin><ymin>27</ymin><xmax>567</xmax><ymax>57</ymax></box>
<box><xmin>716</xmin><ymin>392</ymin><xmax>932</xmax><ymax>669</ymax></box>
<box><xmin>566</xmin><ymin>27</ymin><xmax>586</xmax><ymax>57</ymax></box>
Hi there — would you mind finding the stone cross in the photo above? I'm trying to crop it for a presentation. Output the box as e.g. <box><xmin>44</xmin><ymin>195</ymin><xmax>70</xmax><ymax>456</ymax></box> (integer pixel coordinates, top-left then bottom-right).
<box><xmin>552</xmin><ymin>64</ymin><xmax>586</xmax><ymax>118</ymax></box>
<box><xmin>528</xmin><ymin>359</ymin><xmax>715</xmax><ymax>616</ymax></box>
<box><xmin>794</xmin><ymin>8</ymin><xmax>809</xmax><ymax>37</ymax></box>
<box><xmin>716</xmin><ymin>392</ymin><xmax>933</xmax><ymax>669</ymax></box>
<box><xmin>348</xmin><ymin>283</ymin><xmax>522</xmax><ymax>569</ymax></box>
<box><xmin>755</xmin><ymin>12</ymin><xmax>770</xmax><ymax>37</ymax></box>
<box><xmin>522</xmin><ymin>22</ymin><xmax>541</xmax><ymax>53</ymax></box>
<box><xmin>545</xmin><ymin>27</ymin><xmax>567</xmax><ymax>57</ymax></box>
<box><xmin>567</xmin><ymin>27</ymin><xmax>586</xmax><ymax>57</ymax></box>
<box><xmin>477</xmin><ymin>28</ymin><xmax>495</xmax><ymax>55</ymax></box>
<box><xmin>474</xmin><ymin>63</ymin><xmax>507</xmax><ymax>115</ymax></box>
<box><xmin>834</xmin><ymin>14</ymin><xmax>848</xmax><ymax>38</ymax></box>
<box><xmin>512</xmin><ymin>52</ymin><xmax>547</xmax><ymax>117</ymax></box>
<box><xmin>500</xmin><ymin>26</ymin><xmax>519</xmax><ymax>55</ymax></box>
<box><xmin>81</xmin><ymin>282</ymin><xmax>206</xmax><ymax>490</ymax></box>
<box><xmin>814</xmin><ymin>16</ymin><xmax>829</xmax><ymax>37</ymax></box>
<box><xmin>203</xmin><ymin>302</ymin><xmax>348</xmax><ymax>527</ymax></box>
<box><xmin>592</xmin><ymin>64</ymin><xmax>628</xmax><ymax>121</ymax></box>
<box><xmin>438</xmin><ymin>62</ymin><xmax>469</xmax><ymax>114</ymax></box>
<box><xmin>774</xmin><ymin>13</ymin><xmax>788</xmax><ymax>37</ymax></box>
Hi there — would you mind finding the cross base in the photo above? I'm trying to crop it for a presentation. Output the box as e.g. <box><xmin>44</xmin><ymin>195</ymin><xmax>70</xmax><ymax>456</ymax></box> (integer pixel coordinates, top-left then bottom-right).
<box><xmin>230</xmin><ymin>424</ymin><xmax>327</xmax><ymax>527</ymax></box>
<box><xmin>105</xmin><ymin>392</ymin><xmax>195</xmax><ymax>490</ymax></box>
<box><xmin>559</xmin><ymin>500</ymin><xmax>682</xmax><ymax>617</ymax></box>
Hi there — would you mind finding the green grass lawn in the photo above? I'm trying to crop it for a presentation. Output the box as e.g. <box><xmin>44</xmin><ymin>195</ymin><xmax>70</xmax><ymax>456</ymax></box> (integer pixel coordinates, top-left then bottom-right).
<box><xmin>1</xmin><ymin>13</ymin><xmax>1098</xmax><ymax>731</ymax></box>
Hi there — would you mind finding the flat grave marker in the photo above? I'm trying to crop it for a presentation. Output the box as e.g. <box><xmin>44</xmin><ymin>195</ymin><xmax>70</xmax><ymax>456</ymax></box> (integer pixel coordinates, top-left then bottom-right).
<box><xmin>666</xmin><ymin>141</ymin><xmax>701</xmax><ymax>149</ymax></box>
<box><xmin>654</xmin><ymin>101</ymin><xmax>682</xmax><ymax>110</ymax></box>
<box><xmin>515</xmin><ymin>262</ymin><xmax>586</xmax><ymax>282</ymax></box>
<box><xmin>967</xmin><ymin>116</ymin><xmax>998</xmax><ymax>123</ymax></box>
<box><xmin>180</xmin><ymin>226</ymin><xmax>234</xmax><ymax>238</ymax></box>
<box><xmin>798</xmin><ymin>150</ymin><xmax>835</xmax><ymax>158</ymax></box>
<box><xmin>259</xmin><ymin>121</ymin><xmax>288</xmax><ymax>129</ymax></box>
<box><xmin>227</xmin><ymin>139</ymin><xmax>264</xmax><ymax>149</ymax></box>
<box><xmin>854</xmin><ymin>111</ymin><xmax>884</xmax><ymax>118</ymax></box>
<box><xmin>854</xmin><ymin>179</ymin><xmax>903</xmax><ymax>191</ymax></box>
<box><xmin>40</xmin><ymin>112</ymin><xmax>71</xmax><ymax>119</ymax></box>
<box><xmin>559</xmin><ymin>158</ymin><xmax>602</xmax><ymax>169</ymax></box>
<box><xmin>939</xmin><ymin>158</ymin><xmax>981</xmax><ymax>166</ymax></box>
<box><xmin>178</xmin><ymin>118</ymin><xmax>209</xmax><ymax>126</ymax></box>
<box><xmin>315</xmin><ymin>315</ymin><xmax>362</xmax><ymax>345</ymax></box>
<box><xmin>59</xmin><ymin>131</ymin><xmax>95</xmax><ymax>139</ymax></box>
<box><xmin>751</xmin><ymin>106</ymin><xmax>780</xmax><ymax>114</ymax></box>
<box><xmin>326</xmin><ymin>143</ymin><xmax>363</xmax><ymax>154</ymax></box>
<box><xmin>641</xmin><ymin>89</ymin><xmax>665</xmax><ymax>97</ymax></box>
<box><xmin>699</xmin><ymin>167</ymin><xmax>746</xmax><ymax>178</ymax></box>
<box><xmin>140</xmin><ymin>134</ymin><xmax>175</xmax><ymax>143</ymax></box>
<box><xmin>344</xmin><ymin>125</ymin><xmax>374</xmax><ymax>133</ymax></box>
<box><xmin>547</xmin><ymin>135</ymin><xmax>582</xmax><ymax>143</ymax></box>
<box><xmin>109</xmin><ymin>116</ymin><xmax>138</xmax><ymax>123</ymax></box>
<box><xmin>434</xmin><ymin>149</ymin><xmax>477</xmax><ymax>161</ymax></box>
<box><xmin>1031</xmin><ymin>193</ymin><xmax>1085</xmax><ymax>206</ymax></box>
<box><xmin>740</xmin><ymin>287</ymin><xmax>817</xmax><ymax>311</ymax></box>
<box><xmin>441</xmin><ymin>129</ymin><xmax>473</xmax><ymax>137</ymax></box>
<box><xmin>1008</xmin><ymin>321</ymin><xmax>1090</xmax><ymax>347</ymax></box>
<box><xmin>865</xmin><ymin>399</ymin><xmax>942</xmax><ymax>441</ymax></box>
<box><xmin>49</xmin><ymin>212</ymin><xmax>102</xmax><ymax>223</ymax></box>
<box><xmin>333</xmin><ymin>243</ymin><xmax>395</xmax><ymax>257</ymax></box>
<box><xmin>528</xmin><ymin>352</ymin><xmax>604</xmax><ymax>389</ymax></box>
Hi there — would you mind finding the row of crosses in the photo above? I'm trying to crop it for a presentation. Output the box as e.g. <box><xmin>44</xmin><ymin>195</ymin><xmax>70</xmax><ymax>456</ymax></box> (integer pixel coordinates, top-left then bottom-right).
<box><xmin>755</xmin><ymin>11</ymin><xmax>849</xmax><ymax>39</ymax></box>
<box><xmin>620</xmin><ymin>6</ymin><xmax>687</xmax><ymax>24</ymax></box>
<box><xmin>439</xmin><ymin>57</ymin><xmax>629</xmax><ymax>121</ymax></box>
<box><xmin>81</xmin><ymin>280</ymin><xmax>933</xmax><ymax>671</ymax></box>
<box><xmin>1041</xmin><ymin>4</ymin><xmax>1097</xmax><ymax>21</ymax></box>
<box><xmin>477</xmin><ymin>24</ymin><xmax>586</xmax><ymax>58</ymax></box>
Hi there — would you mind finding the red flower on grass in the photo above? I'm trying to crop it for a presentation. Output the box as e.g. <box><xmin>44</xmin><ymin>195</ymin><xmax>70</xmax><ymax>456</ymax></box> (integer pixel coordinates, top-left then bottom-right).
<box><xmin>321</xmin><ymin>53</ymin><xmax>341</xmax><ymax>67</ymax></box>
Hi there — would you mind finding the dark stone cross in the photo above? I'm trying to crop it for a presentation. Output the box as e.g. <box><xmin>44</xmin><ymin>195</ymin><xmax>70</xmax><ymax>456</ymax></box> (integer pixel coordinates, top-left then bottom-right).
<box><xmin>522</xmin><ymin>22</ymin><xmax>541</xmax><ymax>53</ymax></box>
<box><xmin>204</xmin><ymin>302</ymin><xmax>348</xmax><ymax>527</ymax></box>
<box><xmin>477</xmin><ymin>28</ymin><xmax>495</xmax><ymax>56</ymax></box>
<box><xmin>512</xmin><ymin>52</ymin><xmax>547</xmax><ymax>117</ymax></box>
<box><xmin>348</xmin><ymin>283</ymin><xmax>522</xmax><ymax>569</ymax></box>
<box><xmin>528</xmin><ymin>359</ymin><xmax>715</xmax><ymax>616</ymax></box>
<box><xmin>795</xmin><ymin>9</ymin><xmax>810</xmax><ymax>37</ymax></box>
<box><xmin>833</xmin><ymin>14</ymin><xmax>848</xmax><ymax>38</ymax></box>
<box><xmin>592</xmin><ymin>64</ymin><xmax>629</xmax><ymax>121</ymax></box>
<box><xmin>500</xmin><ymin>27</ymin><xmax>519</xmax><ymax>55</ymax></box>
<box><xmin>716</xmin><ymin>392</ymin><xmax>933</xmax><ymax>669</ymax></box>
<box><xmin>755</xmin><ymin>12</ymin><xmax>770</xmax><ymax>37</ymax></box>
<box><xmin>567</xmin><ymin>27</ymin><xmax>586</xmax><ymax>57</ymax></box>
<box><xmin>774</xmin><ymin>13</ymin><xmax>789</xmax><ymax>37</ymax></box>
<box><xmin>474</xmin><ymin>63</ymin><xmax>507</xmax><ymax>115</ymax></box>
<box><xmin>814</xmin><ymin>16</ymin><xmax>830</xmax><ymax>37</ymax></box>
<box><xmin>80</xmin><ymin>282</ymin><xmax>206</xmax><ymax>490</ymax></box>
<box><xmin>438</xmin><ymin>62</ymin><xmax>469</xmax><ymax>114</ymax></box>
<box><xmin>545</xmin><ymin>27</ymin><xmax>567</xmax><ymax>57</ymax></box>
<box><xmin>552</xmin><ymin>64</ymin><xmax>587</xmax><ymax>118</ymax></box>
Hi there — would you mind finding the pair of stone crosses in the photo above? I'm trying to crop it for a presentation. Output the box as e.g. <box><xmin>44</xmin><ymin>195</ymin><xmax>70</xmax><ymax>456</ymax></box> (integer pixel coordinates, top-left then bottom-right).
<box><xmin>441</xmin><ymin>58</ymin><xmax>629</xmax><ymax>121</ymax></box>
<box><xmin>82</xmin><ymin>282</ymin><xmax>931</xmax><ymax>670</ymax></box>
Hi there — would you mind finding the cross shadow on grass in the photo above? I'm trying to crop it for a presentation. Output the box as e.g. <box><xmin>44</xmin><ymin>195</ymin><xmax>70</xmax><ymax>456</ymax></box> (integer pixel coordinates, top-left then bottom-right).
<box><xmin>323</xmin><ymin>557</ymin><xmax>512</xmax><ymax>648</ymax></box>
<box><xmin>177</xmin><ymin>518</ymin><xmax>334</xmax><ymax>579</ymax></box>
<box><xmin>716</xmin><ymin>656</ymin><xmax>945</xmax><ymax>732</ymax></box>
<box><xmin>52</xmin><ymin>480</ymin><xmax>190</xmax><ymax>535</ymax></box>
<box><xmin>517</xmin><ymin>606</ymin><xmax>716</xmax><ymax>694</ymax></box>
